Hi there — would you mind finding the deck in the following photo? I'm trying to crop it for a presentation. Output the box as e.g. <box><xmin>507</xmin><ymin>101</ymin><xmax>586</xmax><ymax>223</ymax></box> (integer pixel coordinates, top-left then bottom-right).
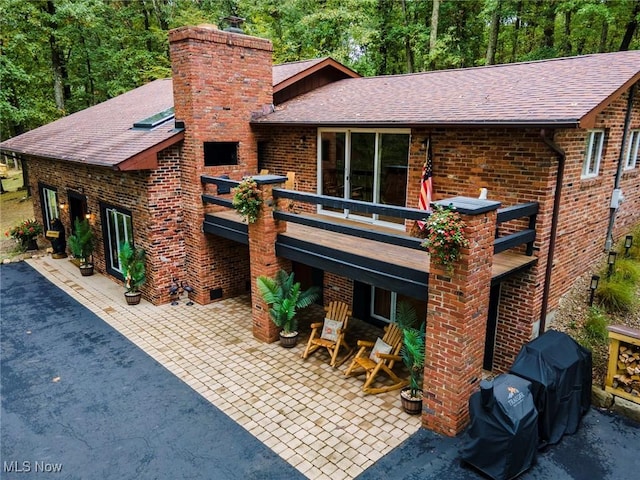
<box><xmin>204</xmin><ymin>209</ymin><xmax>537</xmax><ymax>298</ymax></box>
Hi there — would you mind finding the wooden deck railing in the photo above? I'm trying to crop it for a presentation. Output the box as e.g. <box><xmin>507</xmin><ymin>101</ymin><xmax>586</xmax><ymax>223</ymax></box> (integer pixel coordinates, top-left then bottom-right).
<box><xmin>495</xmin><ymin>202</ymin><xmax>538</xmax><ymax>255</ymax></box>
<box><xmin>201</xmin><ymin>175</ymin><xmax>538</xmax><ymax>256</ymax></box>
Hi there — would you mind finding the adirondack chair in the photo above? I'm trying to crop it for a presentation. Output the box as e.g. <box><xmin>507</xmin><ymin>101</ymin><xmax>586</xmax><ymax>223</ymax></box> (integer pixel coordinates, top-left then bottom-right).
<box><xmin>301</xmin><ymin>301</ymin><xmax>353</xmax><ymax>368</ymax></box>
<box><xmin>344</xmin><ymin>322</ymin><xmax>408</xmax><ymax>394</ymax></box>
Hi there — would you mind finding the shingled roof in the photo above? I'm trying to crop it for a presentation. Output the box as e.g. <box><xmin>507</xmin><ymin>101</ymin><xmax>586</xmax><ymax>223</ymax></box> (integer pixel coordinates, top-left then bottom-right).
<box><xmin>0</xmin><ymin>58</ymin><xmax>356</xmax><ymax>169</ymax></box>
<box><xmin>255</xmin><ymin>50</ymin><xmax>640</xmax><ymax>128</ymax></box>
<box><xmin>0</xmin><ymin>79</ymin><xmax>181</xmax><ymax>170</ymax></box>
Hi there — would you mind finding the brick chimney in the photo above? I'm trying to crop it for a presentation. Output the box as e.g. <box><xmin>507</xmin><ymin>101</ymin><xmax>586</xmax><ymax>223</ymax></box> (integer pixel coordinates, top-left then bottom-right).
<box><xmin>169</xmin><ymin>24</ymin><xmax>273</xmax><ymax>304</ymax></box>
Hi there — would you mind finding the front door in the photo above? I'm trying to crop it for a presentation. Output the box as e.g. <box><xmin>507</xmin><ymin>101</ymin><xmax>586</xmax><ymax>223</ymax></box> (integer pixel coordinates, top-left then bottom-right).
<box><xmin>68</xmin><ymin>192</ymin><xmax>87</xmax><ymax>233</ymax></box>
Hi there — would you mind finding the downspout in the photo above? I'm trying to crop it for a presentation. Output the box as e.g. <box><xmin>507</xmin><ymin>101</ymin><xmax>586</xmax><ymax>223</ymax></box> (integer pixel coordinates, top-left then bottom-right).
<box><xmin>539</xmin><ymin>129</ymin><xmax>566</xmax><ymax>335</ymax></box>
<box><xmin>604</xmin><ymin>83</ymin><xmax>636</xmax><ymax>251</ymax></box>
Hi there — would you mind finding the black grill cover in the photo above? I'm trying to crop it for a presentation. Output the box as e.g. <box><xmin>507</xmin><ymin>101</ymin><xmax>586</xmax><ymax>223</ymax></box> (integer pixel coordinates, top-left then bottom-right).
<box><xmin>461</xmin><ymin>374</ymin><xmax>538</xmax><ymax>480</ymax></box>
<box><xmin>509</xmin><ymin>330</ymin><xmax>592</xmax><ymax>446</ymax></box>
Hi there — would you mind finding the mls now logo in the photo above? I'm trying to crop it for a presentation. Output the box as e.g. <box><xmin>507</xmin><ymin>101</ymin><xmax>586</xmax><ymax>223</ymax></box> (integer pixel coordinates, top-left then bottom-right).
<box><xmin>4</xmin><ymin>461</ymin><xmax>63</xmax><ymax>473</ymax></box>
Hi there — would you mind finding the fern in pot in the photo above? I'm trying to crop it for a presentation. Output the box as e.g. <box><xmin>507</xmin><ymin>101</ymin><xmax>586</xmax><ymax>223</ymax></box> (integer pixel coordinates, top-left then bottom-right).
<box><xmin>396</xmin><ymin>301</ymin><xmax>425</xmax><ymax>414</ymax></box>
<box><xmin>68</xmin><ymin>218</ymin><xmax>95</xmax><ymax>276</ymax></box>
<box><xmin>256</xmin><ymin>269</ymin><xmax>320</xmax><ymax>347</ymax></box>
<box><xmin>118</xmin><ymin>241</ymin><xmax>146</xmax><ymax>305</ymax></box>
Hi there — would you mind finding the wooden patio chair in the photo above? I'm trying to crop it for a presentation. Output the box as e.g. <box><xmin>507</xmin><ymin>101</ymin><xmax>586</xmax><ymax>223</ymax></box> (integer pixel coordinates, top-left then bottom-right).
<box><xmin>259</xmin><ymin>169</ymin><xmax>269</xmax><ymax>175</ymax></box>
<box><xmin>285</xmin><ymin>171</ymin><xmax>296</xmax><ymax>190</ymax></box>
<box><xmin>301</xmin><ymin>301</ymin><xmax>353</xmax><ymax>368</ymax></box>
<box><xmin>344</xmin><ymin>322</ymin><xmax>408</xmax><ymax>394</ymax></box>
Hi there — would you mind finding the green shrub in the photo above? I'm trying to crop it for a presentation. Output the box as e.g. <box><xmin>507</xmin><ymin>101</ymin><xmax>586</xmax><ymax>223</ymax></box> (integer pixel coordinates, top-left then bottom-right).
<box><xmin>595</xmin><ymin>277</ymin><xmax>638</xmax><ymax>313</ymax></box>
<box><xmin>612</xmin><ymin>258</ymin><xmax>640</xmax><ymax>284</ymax></box>
<box><xmin>583</xmin><ymin>306</ymin><xmax>609</xmax><ymax>345</ymax></box>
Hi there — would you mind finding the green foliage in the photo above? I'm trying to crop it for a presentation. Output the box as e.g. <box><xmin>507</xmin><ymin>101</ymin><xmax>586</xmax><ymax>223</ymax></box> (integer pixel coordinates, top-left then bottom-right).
<box><xmin>3</xmin><ymin>0</ymin><xmax>640</xmax><ymax>138</ymax></box>
<box><xmin>612</xmin><ymin>258</ymin><xmax>640</xmax><ymax>284</ymax></box>
<box><xmin>421</xmin><ymin>204</ymin><xmax>469</xmax><ymax>272</ymax></box>
<box><xmin>118</xmin><ymin>241</ymin><xmax>146</xmax><ymax>293</ymax></box>
<box><xmin>595</xmin><ymin>276</ymin><xmax>638</xmax><ymax>313</ymax></box>
<box><xmin>583</xmin><ymin>306</ymin><xmax>609</xmax><ymax>345</ymax></box>
<box><xmin>67</xmin><ymin>218</ymin><xmax>94</xmax><ymax>265</ymax></box>
<box><xmin>256</xmin><ymin>269</ymin><xmax>320</xmax><ymax>334</ymax></box>
<box><xmin>396</xmin><ymin>301</ymin><xmax>425</xmax><ymax>398</ymax></box>
<box><xmin>232</xmin><ymin>178</ymin><xmax>262</xmax><ymax>224</ymax></box>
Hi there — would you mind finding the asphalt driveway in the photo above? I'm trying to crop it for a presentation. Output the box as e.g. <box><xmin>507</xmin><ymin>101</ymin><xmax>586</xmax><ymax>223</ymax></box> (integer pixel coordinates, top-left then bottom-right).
<box><xmin>1</xmin><ymin>261</ymin><xmax>639</xmax><ymax>479</ymax></box>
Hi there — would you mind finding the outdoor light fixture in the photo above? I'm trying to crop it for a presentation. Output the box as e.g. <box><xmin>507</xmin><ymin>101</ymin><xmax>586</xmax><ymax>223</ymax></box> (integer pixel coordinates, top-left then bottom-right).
<box><xmin>59</xmin><ymin>202</ymin><xmax>67</xmax><ymax>210</ymax></box>
<box><xmin>607</xmin><ymin>251</ymin><xmax>617</xmax><ymax>277</ymax></box>
<box><xmin>85</xmin><ymin>212</ymin><xmax>91</xmax><ymax>220</ymax></box>
<box><xmin>624</xmin><ymin>235</ymin><xmax>633</xmax><ymax>257</ymax></box>
<box><xmin>589</xmin><ymin>275</ymin><xmax>600</xmax><ymax>306</ymax></box>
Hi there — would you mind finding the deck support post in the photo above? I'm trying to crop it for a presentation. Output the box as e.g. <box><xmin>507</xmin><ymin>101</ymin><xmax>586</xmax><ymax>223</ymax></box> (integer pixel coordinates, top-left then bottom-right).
<box><xmin>422</xmin><ymin>197</ymin><xmax>501</xmax><ymax>437</ymax></box>
<box><xmin>248</xmin><ymin>175</ymin><xmax>291</xmax><ymax>343</ymax></box>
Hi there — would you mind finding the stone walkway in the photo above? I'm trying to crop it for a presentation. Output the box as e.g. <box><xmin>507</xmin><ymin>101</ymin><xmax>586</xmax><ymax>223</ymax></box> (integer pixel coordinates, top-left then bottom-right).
<box><xmin>26</xmin><ymin>255</ymin><xmax>421</xmax><ymax>480</ymax></box>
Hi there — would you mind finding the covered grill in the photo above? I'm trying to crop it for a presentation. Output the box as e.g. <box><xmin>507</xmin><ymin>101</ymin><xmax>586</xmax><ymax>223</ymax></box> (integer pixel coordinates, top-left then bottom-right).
<box><xmin>461</xmin><ymin>373</ymin><xmax>538</xmax><ymax>480</ymax></box>
<box><xmin>509</xmin><ymin>329</ymin><xmax>592</xmax><ymax>446</ymax></box>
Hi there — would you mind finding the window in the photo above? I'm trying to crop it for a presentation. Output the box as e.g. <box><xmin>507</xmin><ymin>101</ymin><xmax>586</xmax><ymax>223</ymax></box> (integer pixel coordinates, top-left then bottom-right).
<box><xmin>102</xmin><ymin>205</ymin><xmax>133</xmax><ymax>277</ymax></box>
<box><xmin>370</xmin><ymin>286</ymin><xmax>426</xmax><ymax>325</ymax></box>
<box><xmin>204</xmin><ymin>142</ymin><xmax>238</xmax><ymax>166</ymax></box>
<box><xmin>581</xmin><ymin>130</ymin><xmax>605</xmax><ymax>179</ymax></box>
<box><xmin>318</xmin><ymin>129</ymin><xmax>410</xmax><ymax>227</ymax></box>
<box><xmin>624</xmin><ymin>130</ymin><xmax>639</xmax><ymax>170</ymax></box>
<box><xmin>39</xmin><ymin>185</ymin><xmax>59</xmax><ymax>230</ymax></box>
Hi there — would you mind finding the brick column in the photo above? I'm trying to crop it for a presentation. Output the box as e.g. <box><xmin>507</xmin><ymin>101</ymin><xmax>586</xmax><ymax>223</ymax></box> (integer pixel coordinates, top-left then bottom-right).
<box><xmin>249</xmin><ymin>175</ymin><xmax>291</xmax><ymax>343</ymax></box>
<box><xmin>422</xmin><ymin>197</ymin><xmax>501</xmax><ymax>437</ymax></box>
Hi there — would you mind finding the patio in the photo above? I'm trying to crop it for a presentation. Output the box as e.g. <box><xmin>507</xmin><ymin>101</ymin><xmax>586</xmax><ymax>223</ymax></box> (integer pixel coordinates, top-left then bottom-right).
<box><xmin>26</xmin><ymin>255</ymin><xmax>421</xmax><ymax>480</ymax></box>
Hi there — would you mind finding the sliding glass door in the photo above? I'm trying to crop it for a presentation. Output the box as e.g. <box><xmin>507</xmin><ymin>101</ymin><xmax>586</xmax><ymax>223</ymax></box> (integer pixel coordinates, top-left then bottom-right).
<box><xmin>318</xmin><ymin>129</ymin><xmax>409</xmax><ymax>227</ymax></box>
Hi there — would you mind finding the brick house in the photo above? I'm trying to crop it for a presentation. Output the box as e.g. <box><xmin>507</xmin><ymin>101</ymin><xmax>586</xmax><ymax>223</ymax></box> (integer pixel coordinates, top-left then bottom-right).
<box><xmin>2</xmin><ymin>24</ymin><xmax>639</xmax><ymax>436</ymax></box>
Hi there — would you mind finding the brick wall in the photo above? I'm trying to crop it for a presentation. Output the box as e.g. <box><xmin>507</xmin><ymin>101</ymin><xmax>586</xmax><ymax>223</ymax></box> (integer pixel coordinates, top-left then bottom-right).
<box><xmin>423</xmin><ymin>202</ymin><xmax>499</xmax><ymax>436</ymax></box>
<box><xmin>25</xmin><ymin>143</ymin><xmax>184</xmax><ymax>305</ymax></box>
<box><xmin>550</xmin><ymin>88</ymin><xmax>640</xmax><ymax>318</ymax></box>
<box><xmin>169</xmin><ymin>25</ymin><xmax>273</xmax><ymax>304</ymax></box>
<box><xmin>323</xmin><ymin>272</ymin><xmax>354</xmax><ymax>308</ymax></box>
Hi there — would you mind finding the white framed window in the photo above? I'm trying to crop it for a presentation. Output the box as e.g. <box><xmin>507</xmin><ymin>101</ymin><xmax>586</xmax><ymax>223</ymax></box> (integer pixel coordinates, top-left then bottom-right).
<box><xmin>40</xmin><ymin>185</ymin><xmax>59</xmax><ymax>230</ymax></box>
<box><xmin>624</xmin><ymin>130</ymin><xmax>639</xmax><ymax>170</ymax></box>
<box><xmin>581</xmin><ymin>130</ymin><xmax>605</xmax><ymax>179</ymax></box>
<box><xmin>103</xmin><ymin>206</ymin><xmax>133</xmax><ymax>276</ymax></box>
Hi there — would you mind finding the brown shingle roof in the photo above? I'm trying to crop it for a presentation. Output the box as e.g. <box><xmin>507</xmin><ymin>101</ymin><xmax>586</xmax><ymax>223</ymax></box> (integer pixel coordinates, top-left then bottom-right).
<box><xmin>273</xmin><ymin>58</ymin><xmax>328</xmax><ymax>86</ymax></box>
<box><xmin>256</xmin><ymin>50</ymin><xmax>640</xmax><ymax>128</ymax></box>
<box><xmin>0</xmin><ymin>59</ymin><xmax>352</xmax><ymax>168</ymax></box>
<box><xmin>0</xmin><ymin>79</ymin><xmax>181</xmax><ymax>169</ymax></box>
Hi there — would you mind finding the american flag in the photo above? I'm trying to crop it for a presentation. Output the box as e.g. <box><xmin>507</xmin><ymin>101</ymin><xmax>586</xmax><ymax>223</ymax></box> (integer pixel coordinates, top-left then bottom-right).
<box><xmin>417</xmin><ymin>137</ymin><xmax>433</xmax><ymax>230</ymax></box>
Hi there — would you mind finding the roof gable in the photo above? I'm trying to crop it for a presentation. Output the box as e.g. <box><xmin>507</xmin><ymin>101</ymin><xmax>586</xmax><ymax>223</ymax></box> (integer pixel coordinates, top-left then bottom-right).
<box><xmin>273</xmin><ymin>57</ymin><xmax>361</xmax><ymax>104</ymax></box>
<box><xmin>256</xmin><ymin>50</ymin><xmax>640</xmax><ymax>128</ymax></box>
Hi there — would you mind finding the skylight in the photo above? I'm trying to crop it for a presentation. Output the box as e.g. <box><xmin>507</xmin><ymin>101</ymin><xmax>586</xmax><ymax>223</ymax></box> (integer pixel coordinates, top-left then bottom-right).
<box><xmin>132</xmin><ymin>107</ymin><xmax>175</xmax><ymax>129</ymax></box>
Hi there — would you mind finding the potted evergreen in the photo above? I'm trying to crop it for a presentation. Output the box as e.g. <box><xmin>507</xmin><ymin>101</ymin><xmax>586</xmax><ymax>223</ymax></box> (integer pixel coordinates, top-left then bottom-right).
<box><xmin>256</xmin><ymin>269</ymin><xmax>320</xmax><ymax>347</ymax></box>
<box><xmin>396</xmin><ymin>301</ymin><xmax>425</xmax><ymax>414</ymax></box>
<box><xmin>68</xmin><ymin>218</ymin><xmax>95</xmax><ymax>276</ymax></box>
<box><xmin>118</xmin><ymin>241</ymin><xmax>146</xmax><ymax>305</ymax></box>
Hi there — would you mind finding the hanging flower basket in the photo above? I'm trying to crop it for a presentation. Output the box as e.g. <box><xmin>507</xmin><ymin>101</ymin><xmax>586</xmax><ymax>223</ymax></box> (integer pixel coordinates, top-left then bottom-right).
<box><xmin>232</xmin><ymin>178</ymin><xmax>262</xmax><ymax>224</ymax></box>
<box><xmin>421</xmin><ymin>204</ymin><xmax>469</xmax><ymax>272</ymax></box>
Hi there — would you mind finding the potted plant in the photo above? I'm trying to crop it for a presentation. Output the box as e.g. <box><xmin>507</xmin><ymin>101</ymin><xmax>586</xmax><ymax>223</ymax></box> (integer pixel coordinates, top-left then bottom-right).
<box><xmin>68</xmin><ymin>218</ymin><xmax>95</xmax><ymax>276</ymax></box>
<box><xmin>118</xmin><ymin>241</ymin><xmax>146</xmax><ymax>305</ymax></box>
<box><xmin>232</xmin><ymin>177</ymin><xmax>262</xmax><ymax>224</ymax></box>
<box><xmin>256</xmin><ymin>269</ymin><xmax>320</xmax><ymax>347</ymax></box>
<box><xmin>396</xmin><ymin>301</ymin><xmax>425</xmax><ymax>414</ymax></box>
<box><xmin>5</xmin><ymin>218</ymin><xmax>42</xmax><ymax>251</ymax></box>
<box><xmin>421</xmin><ymin>204</ymin><xmax>469</xmax><ymax>273</ymax></box>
